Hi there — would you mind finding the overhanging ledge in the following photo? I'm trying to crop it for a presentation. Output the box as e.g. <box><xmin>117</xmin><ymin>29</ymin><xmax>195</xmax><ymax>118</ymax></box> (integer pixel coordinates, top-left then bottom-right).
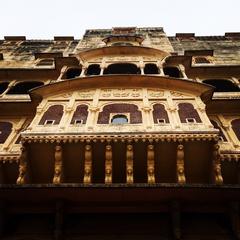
<box><xmin>30</xmin><ymin>75</ymin><xmax>214</xmax><ymax>103</ymax></box>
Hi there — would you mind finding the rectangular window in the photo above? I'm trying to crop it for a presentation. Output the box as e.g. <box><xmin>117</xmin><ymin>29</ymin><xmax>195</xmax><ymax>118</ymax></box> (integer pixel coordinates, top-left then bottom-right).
<box><xmin>186</xmin><ymin>118</ymin><xmax>196</xmax><ymax>123</ymax></box>
<box><xmin>44</xmin><ymin>119</ymin><xmax>55</xmax><ymax>125</ymax></box>
<box><xmin>74</xmin><ymin>119</ymin><xmax>83</xmax><ymax>125</ymax></box>
<box><xmin>157</xmin><ymin>118</ymin><xmax>166</xmax><ymax>124</ymax></box>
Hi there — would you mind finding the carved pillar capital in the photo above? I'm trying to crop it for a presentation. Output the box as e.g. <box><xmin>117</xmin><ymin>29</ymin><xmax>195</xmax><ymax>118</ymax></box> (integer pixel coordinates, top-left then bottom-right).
<box><xmin>176</xmin><ymin>144</ymin><xmax>186</xmax><ymax>184</ymax></box>
<box><xmin>53</xmin><ymin>145</ymin><xmax>64</xmax><ymax>184</ymax></box>
<box><xmin>147</xmin><ymin>144</ymin><xmax>155</xmax><ymax>184</ymax></box>
<box><xmin>84</xmin><ymin>144</ymin><xmax>92</xmax><ymax>184</ymax></box>
<box><xmin>105</xmin><ymin>144</ymin><xmax>112</xmax><ymax>184</ymax></box>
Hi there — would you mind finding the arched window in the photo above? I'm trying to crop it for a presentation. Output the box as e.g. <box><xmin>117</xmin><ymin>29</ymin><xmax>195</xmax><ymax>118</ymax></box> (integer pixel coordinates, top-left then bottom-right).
<box><xmin>210</xmin><ymin>120</ymin><xmax>227</xmax><ymax>141</ymax></box>
<box><xmin>231</xmin><ymin>119</ymin><xmax>240</xmax><ymax>141</ymax></box>
<box><xmin>163</xmin><ymin>67</ymin><xmax>182</xmax><ymax>78</ymax></box>
<box><xmin>86</xmin><ymin>64</ymin><xmax>101</xmax><ymax>76</ymax></box>
<box><xmin>0</xmin><ymin>82</ymin><xmax>9</xmax><ymax>94</ymax></box>
<box><xmin>103</xmin><ymin>63</ymin><xmax>141</xmax><ymax>75</ymax></box>
<box><xmin>63</xmin><ymin>67</ymin><xmax>82</xmax><ymax>79</ymax></box>
<box><xmin>153</xmin><ymin>104</ymin><xmax>169</xmax><ymax>124</ymax></box>
<box><xmin>144</xmin><ymin>64</ymin><xmax>159</xmax><ymax>74</ymax></box>
<box><xmin>39</xmin><ymin>105</ymin><xmax>64</xmax><ymax>125</ymax></box>
<box><xmin>97</xmin><ymin>103</ymin><xmax>142</xmax><ymax>124</ymax></box>
<box><xmin>0</xmin><ymin>122</ymin><xmax>12</xmax><ymax>143</ymax></box>
<box><xmin>6</xmin><ymin>81</ymin><xmax>44</xmax><ymax>94</ymax></box>
<box><xmin>70</xmin><ymin>105</ymin><xmax>88</xmax><ymax>124</ymax></box>
<box><xmin>178</xmin><ymin>103</ymin><xmax>202</xmax><ymax>123</ymax></box>
<box><xmin>111</xmin><ymin>114</ymin><xmax>128</xmax><ymax>124</ymax></box>
<box><xmin>202</xmin><ymin>79</ymin><xmax>240</xmax><ymax>92</ymax></box>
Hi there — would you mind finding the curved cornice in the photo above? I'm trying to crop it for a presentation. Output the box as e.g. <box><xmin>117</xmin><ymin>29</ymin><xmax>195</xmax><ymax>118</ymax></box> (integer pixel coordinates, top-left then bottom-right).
<box><xmin>30</xmin><ymin>75</ymin><xmax>214</xmax><ymax>103</ymax></box>
<box><xmin>77</xmin><ymin>46</ymin><xmax>170</xmax><ymax>61</ymax></box>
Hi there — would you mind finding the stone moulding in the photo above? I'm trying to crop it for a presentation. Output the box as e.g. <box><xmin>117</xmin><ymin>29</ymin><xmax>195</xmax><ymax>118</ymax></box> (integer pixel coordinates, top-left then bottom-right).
<box><xmin>20</xmin><ymin>132</ymin><xmax>219</xmax><ymax>144</ymax></box>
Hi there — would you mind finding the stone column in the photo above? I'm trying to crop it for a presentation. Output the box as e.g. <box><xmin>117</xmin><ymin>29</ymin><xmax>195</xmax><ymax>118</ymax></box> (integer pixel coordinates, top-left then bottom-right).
<box><xmin>157</xmin><ymin>61</ymin><xmax>164</xmax><ymax>76</ymax></box>
<box><xmin>83</xmin><ymin>144</ymin><xmax>92</xmax><ymax>184</ymax></box>
<box><xmin>126</xmin><ymin>144</ymin><xmax>134</xmax><ymax>184</ymax></box>
<box><xmin>166</xmin><ymin>92</ymin><xmax>180</xmax><ymax>129</ymax></box>
<box><xmin>179</xmin><ymin>64</ymin><xmax>188</xmax><ymax>79</ymax></box>
<box><xmin>105</xmin><ymin>144</ymin><xmax>112</xmax><ymax>184</ymax></box>
<box><xmin>59</xmin><ymin>107</ymin><xmax>74</xmax><ymax>131</ymax></box>
<box><xmin>16</xmin><ymin>144</ymin><xmax>30</xmax><ymax>184</ymax></box>
<box><xmin>147</xmin><ymin>144</ymin><xmax>155</xmax><ymax>184</ymax></box>
<box><xmin>176</xmin><ymin>144</ymin><xmax>186</xmax><ymax>184</ymax></box>
<box><xmin>53</xmin><ymin>145</ymin><xmax>64</xmax><ymax>184</ymax></box>
<box><xmin>86</xmin><ymin>107</ymin><xmax>99</xmax><ymax>130</ymax></box>
<box><xmin>212</xmin><ymin>144</ymin><xmax>223</xmax><ymax>185</ymax></box>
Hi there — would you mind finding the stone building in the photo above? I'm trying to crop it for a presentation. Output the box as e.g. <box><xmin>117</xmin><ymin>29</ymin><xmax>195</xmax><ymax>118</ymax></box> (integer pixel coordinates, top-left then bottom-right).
<box><xmin>0</xmin><ymin>27</ymin><xmax>240</xmax><ymax>239</ymax></box>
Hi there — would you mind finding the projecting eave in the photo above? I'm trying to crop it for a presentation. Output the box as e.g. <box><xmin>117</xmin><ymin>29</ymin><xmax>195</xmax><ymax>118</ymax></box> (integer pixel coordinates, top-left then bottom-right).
<box><xmin>30</xmin><ymin>75</ymin><xmax>214</xmax><ymax>103</ymax></box>
<box><xmin>77</xmin><ymin>46</ymin><xmax>169</xmax><ymax>61</ymax></box>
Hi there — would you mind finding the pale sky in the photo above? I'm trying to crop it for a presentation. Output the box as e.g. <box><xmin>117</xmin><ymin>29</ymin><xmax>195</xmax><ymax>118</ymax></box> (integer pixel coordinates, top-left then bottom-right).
<box><xmin>0</xmin><ymin>0</ymin><xmax>239</xmax><ymax>39</ymax></box>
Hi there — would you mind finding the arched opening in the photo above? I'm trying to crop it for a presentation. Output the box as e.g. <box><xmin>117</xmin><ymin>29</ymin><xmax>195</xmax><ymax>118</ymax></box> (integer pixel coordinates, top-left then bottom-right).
<box><xmin>144</xmin><ymin>64</ymin><xmax>159</xmax><ymax>74</ymax></box>
<box><xmin>70</xmin><ymin>105</ymin><xmax>88</xmax><ymax>124</ymax></box>
<box><xmin>86</xmin><ymin>64</ymin><xmax>101</xmax><ymax>76</ymax></box>
<box><xmin>0</xmin><ymin>82</ymin><xmax>9</xmax><ymax>94</ymax></box>
<box><xmin>163</xmin><ymin>67</ymin><xmax>182</xmax><ymax>78</ymax></box>
<box><xmin>178</xmin><ymin>103</ymin><xmax>202</xmax><ymax>123</ymax></box>
<box><xmin>103</xmin><ymin>63</ymin><xmax>141</xmax><ymax>75</ymax></box>
<box><xmin>64</xmin><ymin>67</ymin><xmax>82</xmax><ymax>79</ymax></box>
<box><xmin>97</xmin><ymin>103</ymin><xmax>142</xmax><ymax>124</ymax></box>
<box><xmin>153</xmin><ymin>104</ymin><xmax>169</xmax><ymax>124</ymax></box>
<box><xmin>210</xmin><ymin>120</ymin><xmax>227</xmax><ymax>141</ymax></box>
<box><xmin>6</xmin><ymin>81</ymin><xmax>44</xmax><ymax>94</ymax></box>
<box><xmin>202</xmin><ymin>79</ymin><xmax>240</xmax><ymax>92</ymax></box>
<box><xmin>39</xmin><ymin>105</ymin><xmax>64</xmax><ymax>125</ymax></box>
<box><xmin>231</xmin><ymin>119</ymin><xmax>240</xmax><ymax>141</ymax></box>
<box><xmin>0</xmin><ymin>121</ymin><xmax>12</xmax><ymax>144</ymax></box>
<box><xmin>111</xmin><ymin>114</ymin><xmax>128</xmax><ymax>124</ymax></box>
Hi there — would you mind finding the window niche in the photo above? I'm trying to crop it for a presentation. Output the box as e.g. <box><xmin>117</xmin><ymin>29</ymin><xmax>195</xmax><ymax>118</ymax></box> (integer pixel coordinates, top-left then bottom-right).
<box><xmin>110</xmin><ymin>114</ymin><xmax>129</xmax><ymax>124</ymax></box>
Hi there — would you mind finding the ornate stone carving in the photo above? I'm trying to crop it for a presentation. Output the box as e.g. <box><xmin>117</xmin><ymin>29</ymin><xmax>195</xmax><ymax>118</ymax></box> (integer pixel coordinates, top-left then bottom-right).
<box><xmin>53</xmin><ymin>145</ymin><xmax>64</xmax><ymax>184</ymax></box>
<box><xmin>148</xmin><ymin>89</ymin><xmax>164</xmax><ymax>98</ymax></box>
<box><xmin>147</xmin><ymin>144</ymin><xmax>155</xmax><ymax>184</ymax></box>
<box><xmin>176</xmin><ymin>144</ymin><xmax>186</xmax><ymax>184</ymax></box>
<box><xmin>77</xmin><ymin>90</ymin><xmax>95</xmax><ymax>99</ymax></box>
<box><xmin>100</xmin><ymin>88</ymin><xmax>141</xmax><ymax>99</ymax></box>
<box><xmin>84</xmin><ymin>145</ymin><xmax>92</xmax><ymax>184</ymax></box>
<box><xmin>212</xmin><ymin>144</ymin><xmax>223</xmax><ymax>185</ymax></box>
<box><xmin>126</xmin><ymin>144</ymin><xmax>134</xmax><ymax>184</ymax></box>
<box><xmin>105</xmin><ymin>145</ymin><xmax>112</xmax><ymax>184</ymax></box>
<box><xmin>16</xmin><ymin>145</ymin><xmax>29</xmax><ymax>184</ymax></box>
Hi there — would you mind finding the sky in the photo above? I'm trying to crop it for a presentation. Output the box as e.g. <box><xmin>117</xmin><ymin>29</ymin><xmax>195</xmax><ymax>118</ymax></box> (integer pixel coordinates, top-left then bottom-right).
<box><xmin>0</xmin><ymin>0</ymin><xmax>239</xmax><ymax>39</ymax></box>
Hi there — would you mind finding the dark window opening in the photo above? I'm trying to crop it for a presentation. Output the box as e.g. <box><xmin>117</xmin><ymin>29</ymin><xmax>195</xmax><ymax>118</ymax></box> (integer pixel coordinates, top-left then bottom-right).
<box><xmin>39</xmin><ymin>105</ymin><xmax>64</xmax><ymax>125</ymax></box>
<box><xmin>202</xmin><ymin>79</ymin><xmax>240</xmax><ymax>92</ymax></box>
<box><xmin>86</xmin><ymin>64</ymin><xmax>101</xmax><ymax>76</ymax></box>
<box><xmin>6</xmin><ymin>81</ymin><xmax>44</xmax><ymax>94</ymax></box>
<box><xmin>231</xmin><ymin>119</ymin><xmax>240</xmax><ymax>141</ymax></box>
<box><xmin>103</xmin><ymin>63</ymin><xmax>140</xmax><ymax>75</ymax></box>
<box><xmin>194</xmin><ymin>57</ymin><xmax>210</xmax><ymax>64</ymax></box>
<box><xmin>178</xmin><ymin>103</ymin><xmax>202</xmax><ymax>123</ymax></box>
<box><xmin>0</xmin><ymin>82</ymin><xmax>9</xmax><ymax>94</ymax></box>
<box><xmin>163</xmin><ymin>67</ymin><xmax>182</xmax><ymax>78</ymax></box>
<box><xmin>64</xmin><ymin>68</ymin><xmax>82</xmax><ymax>79</ymax></box>
<box><xmin>153</xmin><ymin>104</ymin><xmax>169</xmax><ymax>124</ymax></box>
<box><xmin>0</xmin><ymin>121</ymin><xmax>12</xmax><ymax>144</ymax></box>
<box><xmin>111</xmin><ymin>114</ymin><xmax>128</xmax><ymax>124</ymax></box>
<box><xmin>144</xmin><ymin>63</ymin><xmax>159</xmax><ymax>74</ymax></box>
